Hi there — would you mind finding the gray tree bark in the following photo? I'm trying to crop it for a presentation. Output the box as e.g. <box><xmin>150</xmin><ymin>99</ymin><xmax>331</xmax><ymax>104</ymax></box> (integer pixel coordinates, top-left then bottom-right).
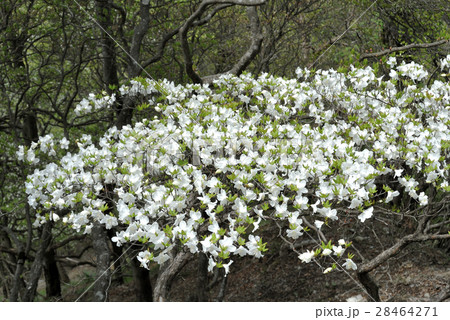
<box><xmin>196</xmin><ymin>252</ymin><xmax>209</xmax><ymax>301</ymax></box>
<box><xmin>91</xmin><ymin>222</ymin><xmax>111</xmax><ymax>302</ymax></box>
<box><xmin>153</xmin><ymin>250</ymin><xmax>192</xmax><ymax>302</ymax></box>
<box><xmin>23</xmin><ymin>222</ymin><xmax>53</xmax><ymax>302</ymax></box>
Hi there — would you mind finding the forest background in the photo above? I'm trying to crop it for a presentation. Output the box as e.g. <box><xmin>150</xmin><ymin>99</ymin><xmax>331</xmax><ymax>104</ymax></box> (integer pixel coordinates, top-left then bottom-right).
<box><xmin>0</xmin><ymin>0</ymin><xmax>449</xmax><ymax>302</ymax></box>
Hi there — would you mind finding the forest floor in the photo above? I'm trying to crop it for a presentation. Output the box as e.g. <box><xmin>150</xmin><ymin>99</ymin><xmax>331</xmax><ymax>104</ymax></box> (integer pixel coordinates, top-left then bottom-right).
<box><xmin>52</xmin><ymin>219</ymin><xmax>449</xmax><ymax>302</ymax></box>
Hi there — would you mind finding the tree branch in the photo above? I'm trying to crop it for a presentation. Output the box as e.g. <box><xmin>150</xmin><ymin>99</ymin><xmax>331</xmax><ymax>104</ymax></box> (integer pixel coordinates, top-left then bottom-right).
<box><xmin>192</xmin><ymin>4</ymin><xmax>234</xmax><ymax>27</ymax></box>
<box><xmin>153</xmin><ymin>250</ymin><xmax>192</xmax><ymax>301</ymax></box>
<box><xmin>179</xmin><ymin>1</ymin><xmax>212</xmax><ymax>84</ymax></box>
<box><xmin>141</xmin><ymin>28</ymin><xmax>179</xmax><ymax>68</ymax></box>
<box><xmin>180</xmin><ymin>0</ymin><xmax>266</xmax><ymax>84</ymax></box>
<box><xmin>127</xmin><ymin>0</ymin><xmax>151</xmax><ymax>78</ymax></box>
<box><xmin>360</xmin><ymin>39</ymin><xmax>449</xmax><ymax>60</ymax></box>
<box><xmin>1</xmin><ymin>226</ymin><xmax>24</xmax><ymax>253</ymax></box>
<box><xmin>56</xmin><ymin>257</ymin><xmax>96</xmax><ymax>268</ymax></box>
<box><xmin>141</xmin><ymin>4</ymin><xmax>234</xmax><ymax>70</ymax></box>
<box><xmin>227</xmin><ymin>6</ymin><xmax>263</xmax><ymax>75</ymax></box>
<box><xmin>202</xmin><ymin>5</ymin><xmax>264</xmax><ymax>83</ymax></box>
<box><xmin>50</xmin><ymin>234</ymin><xmax>87</xmax><ymax>251</ymax></box>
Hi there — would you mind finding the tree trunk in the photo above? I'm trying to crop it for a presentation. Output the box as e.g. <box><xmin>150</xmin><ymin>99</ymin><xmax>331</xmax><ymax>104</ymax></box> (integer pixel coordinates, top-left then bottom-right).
<box><xmin>95</xmin><ymin>0</ymin><xmax>119</xmax><ymax>93</ymax></box>
<box><xmin>115</xmin><ymin>95</ymin><xmax>134</xmax><ymax>129</ymax></box>
<box><xmin>153</xmin><ymin>250</ymin><xmax>192</xmax><ymax>302</ymax></box>
<box><xmin>215</xmin><ymin>273</ymin><xmax>228</xmax><ymax>302</ymax></box>
<box><xmin>0</xmin><ymin>221</ymin><xmax>22</xmax><ymax>302</ymax></box>
<box><xmin>196</xmin><ymin>252</ymin><xmax>209</xmax><ymax>301</ymax></box>
<box><xmin>22</xmin><ymin>111</ymin><xmax>39</xmax><ymax>146</ymax></box>
<box><xmin>8</xmin><ymin>203</ymin><xmax>34</xmax><ymax>301</ymax></box>
<box><xmin>357</xmin><ymin>272</ymin><xmax>380</xmax><ymax>302</ymax></box>
<box><xmin>43</xmin><ymin>245</ymin><xmax>62</xmax><ymax>299</ymax></box>
<box><xmin>129</xmin><ymin>250</ymin><xmax>153</xmax><ymax>302</ymax></box>
<box><xmin>23</xmin><ymin>222</ymin><xmax>53</xmax><ymax>302</ymax></box>
<box><xmin>107</xmin><ymin>229</ymin><xmax>124</xmax><ymax>285</ymax></box>
<box><xmin>91</xmin><ymin>222</ymin><xmax>111</xmax><ymax>302</ymax></box>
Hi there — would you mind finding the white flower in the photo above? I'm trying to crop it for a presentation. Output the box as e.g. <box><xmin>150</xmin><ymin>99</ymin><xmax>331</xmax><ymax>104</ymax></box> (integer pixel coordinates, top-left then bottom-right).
<box><xmin>389</xmin><ymin>69</ymin><xmax>398</xmax><ymax>80</ymax></box>
<box><xmin>234</xmin><ymin>246</ymin><xmax>248</xmax><ymax>257</ymax></box>
<box><xmin>26</xmin><ymin>149</ymin><xmax>38</xmax><ymax>164</ymax></box>
<box><xmin>314</xmin><ymin>220</ymin><xmax>324</xmax><ymax>229</ymax></box>
<box><xmin>137</xmin><ymin>251</ymin><xmax>153</xmax><ymax>269</ymax></box>
<box><xmin>347</xmin><ymin>294</ymin><xmax>365</xmax><ymax>302</ymax></box>
<box><xmin>323</xmin><ymin>267</ymin><xmax>333</xmax><ymax>274</ymax></box>
<box><xmin>358</xmin><ymin>207</ymin><xmax>373</xmax><ymax>222</ymax></box>
<box><xmin>208</xmin><ymin>257</ymin><xmax>216</xmax><ymax>272</ymax></box>
<box><xmin>21</xmin><ymin>60</ymin><xmax>450</xmax><ymax>280</ymax></box>
<box><xmin>207</xmin><ymin>220</ymin><xmax>220</xmax><ymax>235</ymax></box>
<box><xmin>349</xmin><ymin>197</ymin><xmax>363</xmax><ymax>209</ymax></box>
<box><xmin>386</xmin><ymin>57</ymin><xmax>397</xmax><ymax>67</ymax></box>
<box><xmin>385</xmin><ymin>190</ymin><xmax>400</xmax><ymax>203</ymax></box>
<box><xmin>60</xmin><ymin>137</ymin><xmax>70</xmax><ymax>149</ymax></box>
<box><xmin>154</xmin><ymin>252</ymin><xmax>170</xmax><ymax>265</ymax></box>
<box><xmin>299</xmin><ymin>250</ymin><xmax>315</xmax><ymax>263</ymax></box>
<box><xmin>440</xmin><ymin>54</ymin><xmax>450</xmax><ymax>70</ymax></box>
<box><xmin>84</xmin><ymin>224</ymin><xmax>93</xmax><ymax>234</ymax></box>
<box><xmin>318</xmin><ymin>207</ymin><xmax>338</xmax><ymax>221</ymax></box>
<box><xmin>394</xmin><ymin>169</ymin><xmax>403</xmax><ymax>178</ymax></box>
<box><xmin>223</xmin><ymin>260</ymin><xmax>233</xmax><ymax>275</ymax></box>
<box><xmin>333</xmin><ymin>245</ymin><xmax>345</xmax><ymax>257</ymax></box>
<box><xmin>343</xmin><ymin>258</ymin><xmax>357</xmax><ymax>270</ymax></box>
<box><xmin>418</xmin><ymin>192</ymin><xmax>428</xmax><ymax>206</ymax></box>
<box><xmin>286</xmin><ymin>227</ymin><xmax>303</xmax><ymax>240</ymax></box>
<box><xmin>219</xmin><ymin>236</ymin><xmax>236</xmax><ymax>253</ymax></box>
<box><xmin>17</xmin><ymin>146</ymin><xmax>25</xmax><ymax>161</ymax></box>
<box><xmin>101</xmin><ymin>215</ymin><xmax>118</xmax><ymax>229</ymax></box>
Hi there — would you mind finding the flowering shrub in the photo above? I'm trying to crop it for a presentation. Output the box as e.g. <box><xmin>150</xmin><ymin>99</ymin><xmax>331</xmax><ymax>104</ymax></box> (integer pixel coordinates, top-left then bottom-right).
<box><xmin>18</xmin><ymin>56</ymin><xmax>450</xmax><ymax>275</ymax></box>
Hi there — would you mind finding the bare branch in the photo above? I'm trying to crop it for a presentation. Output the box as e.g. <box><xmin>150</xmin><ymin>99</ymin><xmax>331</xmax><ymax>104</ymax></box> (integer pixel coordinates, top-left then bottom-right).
<box><xmin>358</xmin><ymin>230</ymin><xmax>450</xmax><ymax>275</ymax></box>
<box><xmin>227</xmin><ymin>6</ymin><xmax>263</xmax><ymax>75</ymax></box>
<box><xmin>140</xmin><ymin>3</ymin><xmax>237</xmax><ymax>70</ymax></box>
<box><xmin>50</xmin><ymin>234</ymin><xmax>87</xmax><ymax>251</ymax></box>
<box><xmin>0</xmin><ymin>246</ymin><xmax>17</xmax><ymax>255</ymax></box>
<box><xmin>56</xmin><ymin>257</ymin><xmax>96</xmax><ymax>268</ymax></box>
<box><xmin>180</xmin><ymin>0</ymin><xmax>266</xmax><ymax>84</ymax></box>
<box><xmin>302</xmin><ymin>217</ymin><xmax>327</xmax><ymax>243</ymax></box>
<box><xmin>192</xmin><ymin>4</ymin><xmax>234</xmax><ymax>27</ymax></box>
<box><xmin>360</xmin><ymin>39</ymin><xmax>449</xmax><ymax>60</ymax></box>
<box><xmin>179</xmin><ymin>1</ymin><xmax>213</xmax><ymax>84</ymax></box>
<box><xmin>141</xmin><ymin>29</ymin><xmax>179</xmax><ymax>68</ymax></box>
<box><xmin>202</xmin><ymin>6</ymin><xmax>264</xmax><ymax>83</ymax></box>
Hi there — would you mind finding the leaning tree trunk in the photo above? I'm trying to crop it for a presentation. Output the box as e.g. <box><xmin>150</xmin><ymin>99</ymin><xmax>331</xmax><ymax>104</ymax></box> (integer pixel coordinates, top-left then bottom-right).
<box><xmin>91</xmin><ymin>222</ymin><xmax>111</xmax><ymax>302</ymax></box>
<box><xmin>23</xmin><ymin>222</ymin><xmax>53</xmax><ymax>302</ymax></box>
<box><xmin>153</xmin><ymin>250</ymin><xmax>192</xmax><ymax>302</ymax></box>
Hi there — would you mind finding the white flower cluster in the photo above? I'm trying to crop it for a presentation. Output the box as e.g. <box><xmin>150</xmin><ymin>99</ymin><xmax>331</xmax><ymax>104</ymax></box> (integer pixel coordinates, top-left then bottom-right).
<box><xmin>19</xmin><ymin>57</ymin><xmax>450</xmax><ymax>273</ymax></box>
<box><xmin>74</xmin><ymin>92</ymin><xmax>117</xmax><ymax>116</ymax></box>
